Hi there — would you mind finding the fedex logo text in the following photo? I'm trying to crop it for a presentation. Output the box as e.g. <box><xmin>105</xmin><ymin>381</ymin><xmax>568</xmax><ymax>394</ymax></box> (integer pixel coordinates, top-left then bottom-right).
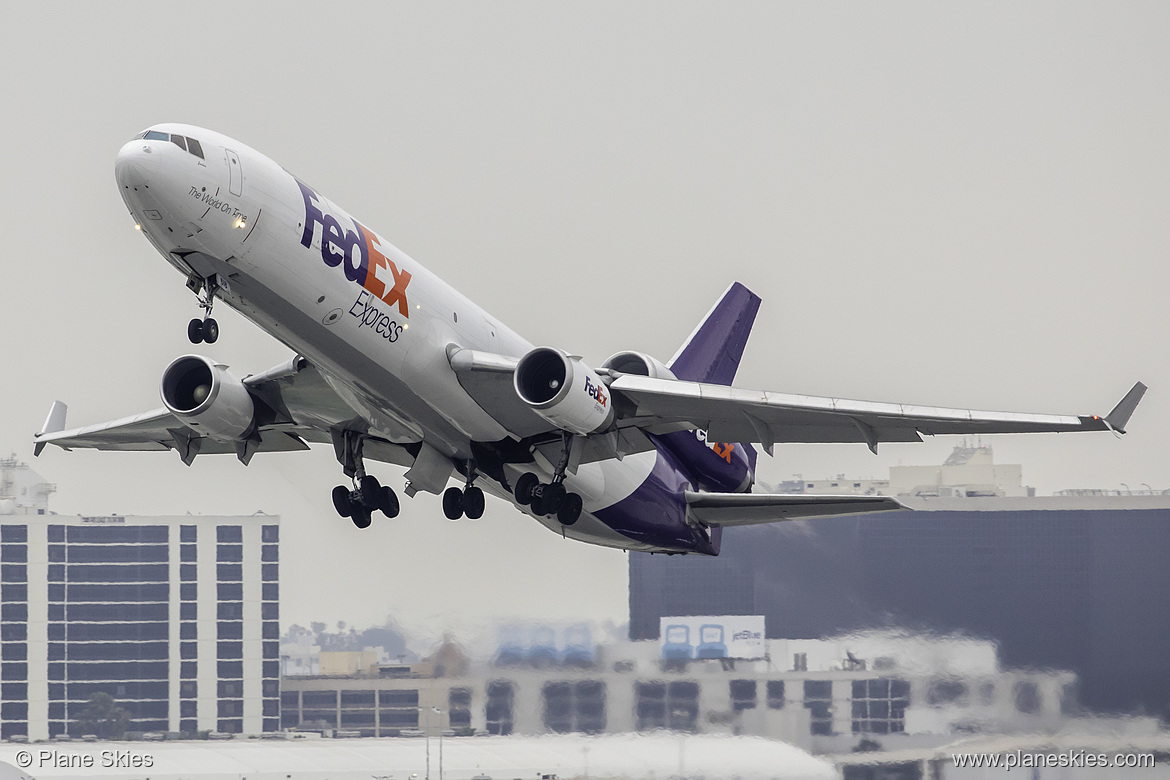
<box><xmin>693</xmin><ymin>429</ymin><xmax>735</xmax><ymax>464</ymax></box>
<box><xmin>584</xmin><ymin>376</ymin><xmax>608</xmax><ymax>408</ymax></box>
<box><xmin>298</xmin><ymin>181</ymin><xmax>411</xmax><ymax>317</ymax></box>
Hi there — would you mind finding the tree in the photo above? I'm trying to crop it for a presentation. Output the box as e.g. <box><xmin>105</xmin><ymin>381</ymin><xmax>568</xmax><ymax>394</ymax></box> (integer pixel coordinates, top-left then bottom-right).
<box><xmin>75</xmin><ymin>693</ymin><xmax>130</xmax><ymax>739</ymax></box>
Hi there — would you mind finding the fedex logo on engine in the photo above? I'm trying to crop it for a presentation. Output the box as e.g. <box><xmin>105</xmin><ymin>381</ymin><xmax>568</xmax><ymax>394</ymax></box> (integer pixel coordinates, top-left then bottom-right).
<box><xmin>584</xmin><ymin>376</ymin><xmax>608</xmax><ymax>408</ymax></box>
<box><xmin>297</xmin><ymin>180</ymin><xmax>411</xmax><ymax>317</ymax></box>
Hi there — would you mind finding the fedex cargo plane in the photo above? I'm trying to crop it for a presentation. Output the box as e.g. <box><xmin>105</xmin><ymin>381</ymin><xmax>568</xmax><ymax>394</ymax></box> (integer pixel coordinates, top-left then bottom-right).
<box><xmin>33</xmin><ymin>125</ymin><xmax>1146</xmax><ymax>555</ymax></box>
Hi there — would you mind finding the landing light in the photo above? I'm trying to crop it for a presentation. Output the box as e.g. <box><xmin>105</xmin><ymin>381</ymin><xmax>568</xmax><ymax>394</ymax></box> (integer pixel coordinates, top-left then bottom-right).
<box><xmin>233</xmin><ymin>218</ymin><xmax>247</xmax><ymax>229</ymax></box>
<box><xmin>134</xmin><ymin>224</ymin><xmax>142</xmax><ymax>230</ymax></box>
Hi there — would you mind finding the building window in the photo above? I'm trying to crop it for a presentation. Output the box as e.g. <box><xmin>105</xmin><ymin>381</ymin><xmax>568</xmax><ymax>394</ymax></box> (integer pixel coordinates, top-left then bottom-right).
<box><xmin>793</xmin><ymin>652</ymin><xmax>807</xmax><ymax>671</ymax></box>
<box><xmin>540</xmin><ymin>680</ymin><xmax>606</xmax><ymax>734</ymax></box>
<box><xmin>485</xmin><ymin>681</ymin><xmax>515</xmax><ymax>735</ymax></box>
<box><xmin>730</xmin><ymin>679</ymin><xmax>757</xmax><ymax>710</ymax></box>
<box><xmin>0</xmin><ymin>545</ymin><xmax>28</xmax><ymax>562</ymax></box>
<box><xmin>926</xmin><ymin>678</ymin><xmax>968</xmax><ymax>707</ymax></box>
<box><xmin>767</xmin><ymin>681</ymin><xmax>787</xmax><ymax>710</ymax></box>
<box><xmin>1</xmin><ymin>526</ymin><xmax>28</xmax><ymax>542</ymax></box>
<box><xmin>851</xmin><ymin>678</ymin><xmax>909</xmax><ymax>735</ymax></box>
<box><xmin>635</xmin><ymin>680</ymin><xmax>698</xmax><ymax>732</ymax></box>
<box><xmin>261</xmin><ymin>525</ymin><xmax>279</xmax><ymax>543</ymax></box>
<box><xmin>804</xmin><ymin>680</ymin><xmax>834</xmax><ymax>735</ymax></box>
<box><xmin>1014</xmin><ymin>680</ymin><xmax>1041</xmax><ymax>714</ymax></box>
<box><xmin>216</xmin><ymin>526</ymin><xmax>242</xmax><ymax>543</ymax></box>
<box><xmin>217</xmin><ymin>564</ymin><xmax>242</xmax><ymax>581</ymax></box>
<box><xmin>449</xmin><ymin>687</ymin><xmax>472</xmax><ymax>728</ymax></box>
<box><xmin>181</xmin><ymin>525</ymin><xmax>197</xmax><ymax>543</ymax></box>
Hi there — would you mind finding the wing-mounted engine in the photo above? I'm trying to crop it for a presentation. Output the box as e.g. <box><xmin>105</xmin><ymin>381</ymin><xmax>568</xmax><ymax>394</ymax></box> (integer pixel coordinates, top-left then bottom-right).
<box><xmin>160</xmin><ymin>355</ymin><xmax>255</xmax><ymax>441</ymax></box>
<box><xmin>514</xmin><ymin>347</ymin><xmax>614</xmax><ymax>435</ymax></box>
<box><xmin>601</xmin><ymin>351</ymin><xmax>677</xmax><ymax>380</ymax></box>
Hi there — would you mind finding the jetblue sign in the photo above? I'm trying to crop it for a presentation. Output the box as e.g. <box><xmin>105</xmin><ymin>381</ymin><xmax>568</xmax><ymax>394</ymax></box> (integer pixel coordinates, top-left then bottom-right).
<box><xmin>659</xmin><ymin>615</ymin><xmax>766</xmax><ymax>661</ymax></box>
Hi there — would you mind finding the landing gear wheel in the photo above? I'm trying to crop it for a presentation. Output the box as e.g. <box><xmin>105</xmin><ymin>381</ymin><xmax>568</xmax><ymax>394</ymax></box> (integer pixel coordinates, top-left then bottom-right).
<box><xmin>514</xmin><ymin>472</ymin><xmax>539</xmax><ymax>506</ymax></box>
<box><xmin>187</xmin><ymin>318</ymin><xmax>204</xmax><ymax>344</ymax></box>
<box><xmin>530</xmin><ymin>491</ymin><xmax>546</xmax><ymax>517</ymax></box>
<box><xmin>463</xmin><ymin>486</ymin><xmax>485</xmax><ymax>520</ymax></box>
<box><xmin>331</xmin><ymin>485</ymin><xmax>352</xmax><ymax>518</ymax></box>
<box><xmin>202</xmin><ymin>318</ymin><xmax>219</xmax><ymax>344</ymax></box>
<box><xmin>542</xmin><ymin>482</ymin><xmax>567</xmax><ymax>515</ymax></box>
<box><xmin>558</xmin><ymin>493</ymin><xmax>583</xmax><ymax>526</ymax></box>
<box><xmin>442</xmin><ymin>486</ymin><xmax>465</xmax><ymax>520</ymax></box>
<box><xmin>380</xmin><ymin>486</ymin><xmax>399</xmax><ymax>518</ymax></box>
<box><xmin>351</xmin><ymin>506</ymin><xmax>372</xmax><ymax>529</ymax></box>
<box><xmin>360</xmin><ymin>474</ymin><xmax>382</xmax><ymax>506</ymax></box>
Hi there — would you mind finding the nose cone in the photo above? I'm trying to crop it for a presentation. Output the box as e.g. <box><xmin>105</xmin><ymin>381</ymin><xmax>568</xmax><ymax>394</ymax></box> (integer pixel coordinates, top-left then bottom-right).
<box><xmin>114</xmin><ymin>138</ymin><xmax>163</xmax><ymax>204</ymax></box>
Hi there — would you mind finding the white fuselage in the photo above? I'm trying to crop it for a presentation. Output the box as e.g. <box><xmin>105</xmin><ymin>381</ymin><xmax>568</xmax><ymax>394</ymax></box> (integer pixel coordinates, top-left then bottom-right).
<box><xmin>115</xmin><ymin>124</ymin><xmax>661</xmax><ymax>550</ymax></box>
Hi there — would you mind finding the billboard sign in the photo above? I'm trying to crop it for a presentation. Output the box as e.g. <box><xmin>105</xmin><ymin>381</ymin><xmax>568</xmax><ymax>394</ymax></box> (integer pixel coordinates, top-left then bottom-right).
<box><xmin>659</xmin><ymin>615</ymin><xmax>766</xmax><ymax>660</ymax></box>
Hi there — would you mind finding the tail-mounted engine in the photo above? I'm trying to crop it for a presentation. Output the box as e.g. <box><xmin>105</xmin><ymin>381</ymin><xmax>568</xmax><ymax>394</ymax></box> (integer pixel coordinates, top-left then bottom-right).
<box><xmin>160</xmin><ymin>355</ymin><xmax>256</xmax><ymax>441</ymax></box>
<box><xmin>601</xmin><ymin>351</ymin><xmax>677</xmax><ymax>380</ymax></box>
<box><xmin>514</xmin><ymin>347</ymin><xmax>615</xmax><ymax>435</ymax></box>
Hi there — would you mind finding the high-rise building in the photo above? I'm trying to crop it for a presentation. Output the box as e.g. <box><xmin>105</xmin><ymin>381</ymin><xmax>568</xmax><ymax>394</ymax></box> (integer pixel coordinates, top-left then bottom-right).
<box><xmin>628</xmin><ymin>494</ymin><xmax>1170</xmax><ymax>718</ymax></box>
<box><xmin>0</xmin><ymin>459</ymin><xmax>279</xmax><ymax>739</ymax></box>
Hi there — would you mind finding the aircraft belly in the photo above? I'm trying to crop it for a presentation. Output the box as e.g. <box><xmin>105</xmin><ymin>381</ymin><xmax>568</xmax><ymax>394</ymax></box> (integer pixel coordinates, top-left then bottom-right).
<box><xmin>184</xmin><ymin>248</ymin><xmax>495</xmax><ymax>459</ymax></box>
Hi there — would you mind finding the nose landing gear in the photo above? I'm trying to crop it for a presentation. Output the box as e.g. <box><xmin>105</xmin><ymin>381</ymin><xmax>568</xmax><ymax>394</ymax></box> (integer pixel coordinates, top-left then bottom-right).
<box><xmin>186</xmin><ymin>275</ymin><xmax>221</xmax><ymax>344</ymax></box>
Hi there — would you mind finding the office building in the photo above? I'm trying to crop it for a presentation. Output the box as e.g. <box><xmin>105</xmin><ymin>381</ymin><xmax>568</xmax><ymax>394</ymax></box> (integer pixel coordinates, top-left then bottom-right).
<box><xmin>0</xmin><ymin>459</ymin><xmax>279</xmax><ymax>739</ymax></box>
<box><xmin>629</xmin><ymin>493</ymin><xmax>1170</xmax><ymax>718</ymax></box>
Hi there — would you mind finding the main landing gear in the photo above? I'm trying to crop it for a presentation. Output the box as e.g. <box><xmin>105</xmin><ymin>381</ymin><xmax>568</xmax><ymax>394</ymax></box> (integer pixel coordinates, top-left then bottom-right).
<box><xmin>443</xmin><ymin>462</ymin><xmax>485</xmax><ymax>521</ymax></box>
<box><xmin>187</xmin><ymin>275</ymin><xmax>220</xmax><ymax>344</ymax></box>
<box><xmin>330</xmin><ymin>430</ymin><xmax>399</xmax><ymax>529</ymax></box>
<box><xmin>514</xmin><ymin>432</ymin><xmax>583</xmax><ymax>526</ymax></box>
<box><xmin>332</xmin><ymin>474</ymin><xmax>399</xmax><ymax>529</ymax></box>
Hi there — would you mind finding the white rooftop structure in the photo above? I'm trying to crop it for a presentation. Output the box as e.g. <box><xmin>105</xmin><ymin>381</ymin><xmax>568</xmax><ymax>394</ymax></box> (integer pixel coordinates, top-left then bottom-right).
<box><xmin>0</xmin><ymin>456</ymin><xmax>55</xmax><ymax>515</ymax></box>
<box><xmin>0</xmin><ymin>733</ymin><xmax>836</xmax><ymax>779</ymax></box>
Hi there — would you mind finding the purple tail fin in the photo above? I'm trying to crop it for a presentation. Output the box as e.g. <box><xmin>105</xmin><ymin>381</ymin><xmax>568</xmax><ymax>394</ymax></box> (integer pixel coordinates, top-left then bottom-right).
<box><xmin>667</xmin><ymin>282</ymin><xmax>761</xmax><ymax>387</ymax></box>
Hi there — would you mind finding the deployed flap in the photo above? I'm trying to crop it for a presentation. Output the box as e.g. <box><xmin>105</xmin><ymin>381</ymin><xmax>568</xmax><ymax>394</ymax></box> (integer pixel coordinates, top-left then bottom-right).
<box><xmin>685</xmin><ymin>491</ymin><xmax>906</xmax><ymax>527</ymax></box>
<box><xmin>609</xmin><ymin>375</ymin><xmax>1139</xmax><ymax>449</ymax></box>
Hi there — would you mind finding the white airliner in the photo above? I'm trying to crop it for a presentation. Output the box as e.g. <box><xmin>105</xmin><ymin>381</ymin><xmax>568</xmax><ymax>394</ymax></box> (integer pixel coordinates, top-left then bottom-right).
<box><xmin>33</xmin><ymin>125</ymin><xmax>1146</xmax><ymax>555</ymax></box>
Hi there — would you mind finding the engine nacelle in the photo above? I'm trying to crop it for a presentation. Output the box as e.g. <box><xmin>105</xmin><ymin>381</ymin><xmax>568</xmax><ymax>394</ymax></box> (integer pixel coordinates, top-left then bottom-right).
<box><xmin>602</xmin><ymin>351</ymin><xmax>677</xmax><ymax>380</ymax></box>
<box><xmin>514</xmin><ymin>347</ymin><xmax>615</xmax><ymax>435</ymax></box>
<box><xmin>160</xmin><ymin>355</ymin><xmax>256</xmax><ymax>442</ymax></box>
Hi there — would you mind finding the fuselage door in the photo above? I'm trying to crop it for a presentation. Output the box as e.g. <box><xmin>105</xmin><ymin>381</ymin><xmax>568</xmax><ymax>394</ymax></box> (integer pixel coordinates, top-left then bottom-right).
<box><xmin>226</xmin><ymin>149</ymin><xmax>243</xmax><ymax>196</ymax></box>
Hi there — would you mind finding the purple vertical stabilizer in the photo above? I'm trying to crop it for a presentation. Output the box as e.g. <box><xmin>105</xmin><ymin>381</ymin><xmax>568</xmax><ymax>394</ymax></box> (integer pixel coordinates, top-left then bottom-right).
<box><xmin>655</xmin><ymin>282</ymin><xmax>761</xmax><ymax>498</ymax></box>
<box><xmin>667</xmin><ymin>282</ymin><xmax>761</xmax><ymax>386</ymax></box>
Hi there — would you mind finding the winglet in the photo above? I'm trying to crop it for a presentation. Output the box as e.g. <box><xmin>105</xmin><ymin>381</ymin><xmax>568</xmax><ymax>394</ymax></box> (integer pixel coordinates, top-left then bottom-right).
<box><xmin>33</xmin><ymin>401</ymin><xmax>68</xmax><ymax>456</ymax></box>
<box><xmin>1104</xmin><ymin>381</ymin><xmax>1147</xmax><ymax>434</ymax></box>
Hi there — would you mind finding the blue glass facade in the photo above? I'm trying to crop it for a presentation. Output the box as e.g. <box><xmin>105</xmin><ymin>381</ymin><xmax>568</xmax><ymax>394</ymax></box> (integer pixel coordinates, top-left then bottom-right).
<box><xmin>629</xmin><ymin>505</ymin><xmax>1170</xmax><ymax>717</ymax></box>
<box><xmin>0</xmin><ymin>516</ymin><xmax>279</xmax><ymax>738</ymax></box>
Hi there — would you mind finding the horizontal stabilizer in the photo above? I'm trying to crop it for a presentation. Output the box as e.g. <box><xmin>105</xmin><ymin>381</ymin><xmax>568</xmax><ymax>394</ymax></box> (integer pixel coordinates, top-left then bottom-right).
<box><xmin>1104</xmin><ymin>381</ymin><xmax>1146</xmax><ymax>433</ymax></box>
<box><xmin>684</xmin><ymin>491</ymin><xmax>906</xmax><ymax>527</ymax></box>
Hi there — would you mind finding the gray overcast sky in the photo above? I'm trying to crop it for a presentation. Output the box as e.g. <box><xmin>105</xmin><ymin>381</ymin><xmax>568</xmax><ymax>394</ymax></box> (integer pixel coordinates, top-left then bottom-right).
<box><xmin>2</xmin><ymin>3</ymin><xmax>1167</xmax><ymax>641</ymax></box>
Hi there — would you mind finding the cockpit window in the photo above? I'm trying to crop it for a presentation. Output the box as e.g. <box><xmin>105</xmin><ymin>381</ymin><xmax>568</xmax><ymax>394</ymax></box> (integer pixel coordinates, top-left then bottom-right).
<box><xmin>136</xmin><ymin>129</ymin><xmax>206</xmax><ymax>160</ymax></box>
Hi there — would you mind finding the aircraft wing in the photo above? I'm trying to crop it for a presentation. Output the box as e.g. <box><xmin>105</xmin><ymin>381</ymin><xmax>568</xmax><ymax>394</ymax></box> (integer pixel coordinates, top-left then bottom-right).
<box><xmin>685</xmin><ymin>491</ymin><xmax>906</xmax><ymax>526</ymax></box>
<box><xmin>33</xmin><ymin>356</ymin><xmax>413</xmax><ymax>468</ymax></box>
<box><xmin>608</xmin><ymin>375</ymin><xmax>1147</xmax><ymax>454</ymax></box>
